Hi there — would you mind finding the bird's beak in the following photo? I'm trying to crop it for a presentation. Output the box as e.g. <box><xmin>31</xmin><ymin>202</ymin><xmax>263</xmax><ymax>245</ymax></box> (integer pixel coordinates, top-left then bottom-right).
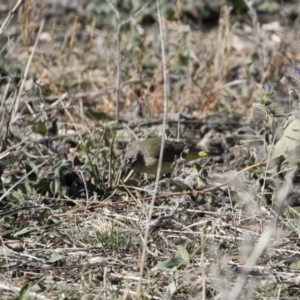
<box><xmin>198</xmin><ymin>151</ymin><xmax>209</xmax><ymax>157</ymax></box>
<box><xmin>198</xmin><ymin>150</ymin><xmax>220</xmax><ymax>157</ymax></box>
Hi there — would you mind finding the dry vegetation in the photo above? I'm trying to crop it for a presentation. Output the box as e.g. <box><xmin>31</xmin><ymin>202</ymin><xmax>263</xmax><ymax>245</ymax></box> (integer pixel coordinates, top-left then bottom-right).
<box><xmin>1</xmin><ymin>0</ymin><xmax>300</xmax><ymax>299</ymax></box>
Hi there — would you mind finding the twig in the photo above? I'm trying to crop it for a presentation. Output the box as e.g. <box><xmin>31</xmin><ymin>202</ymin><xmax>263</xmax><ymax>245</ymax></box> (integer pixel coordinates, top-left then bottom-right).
<box><xmin>227</xmin><ymin>166</ymin><xmax>296</xmax><ymax>299</ymax></box>
<box><xmin>59</xmin><ymin>158</ymin><xmax>268</xmax><ymax>215</ymax></box>
<box><xmin>106</xmin><ymin>1</ymin><xmax>148</xmax><ymax>120</ymax></box>
<box><xmin>105</xmin><ymin>1</ymin><xmax>147</xmax><ymax>186</ymax></box>
<box><xmin>0</xmin><ymin>0</ymin><xmax>25</xmax><ymax>36</ymax></box>
<box><xmin>243</xmin><ymin>0</ymin><xmax>265</xmax><ymax>68</ymax></box>
<box><xmin>136</xmin><ymin>2</ymin><xmax>169</xmax><ymax>297</ymax></box>
<box><xmin>12</xmin><ymin>19</ymin><xmax>44</xmax><ymax>116</ymax></box>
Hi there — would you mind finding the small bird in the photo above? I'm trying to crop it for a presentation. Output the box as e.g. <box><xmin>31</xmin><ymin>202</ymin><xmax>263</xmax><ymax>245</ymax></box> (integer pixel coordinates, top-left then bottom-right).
<box><xmin>122</xmin><ymin>137</ymin><xmax>217</xmax><ymax>175</ymax></box>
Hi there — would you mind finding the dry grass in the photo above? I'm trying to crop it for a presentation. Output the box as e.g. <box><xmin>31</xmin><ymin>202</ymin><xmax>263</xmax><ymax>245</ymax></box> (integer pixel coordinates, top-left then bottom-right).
<box><xmin>1</xmin><ymin>0</ymin><xmax>300</xmax><ymax>299</ymax></box>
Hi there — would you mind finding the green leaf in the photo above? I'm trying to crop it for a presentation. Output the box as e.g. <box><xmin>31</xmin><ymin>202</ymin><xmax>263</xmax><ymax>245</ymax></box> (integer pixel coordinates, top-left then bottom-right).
<box><xmin>177</xmin><ymin>245</ymin><xmax>190</xmax><ymax>264</ymax></box>
<box><xmin>33</xmin><ymin>178</ymin><xmax>51</xmax><ymax>193</ymax></box>
<box><xmin>290</xmin><ymin>261</ymin><xmax>300</xmax><ymax>270</ymax></box>
<box><xmin>271</xmin><ymin>118</ymin><xmax>300</xmax><ymax>159</ymax></box>
<box><xmin>17</xmin><ymin>283</ymin><xmax>31</xmax><ymax>300</ymax></box>
<box><xmin>156</xmin><ymin>257</ymin><xmax>183</xmax><ymax>270</ymax></box>
<box><xmin>269</xmin><ymin>118</ymin><xmax>300</xmax><ymax>173</ymax></box>
<box><xmin>50</xmin><ymin>180</ymin><xmax>58</xmax><ymax>196</ymax></box>
<box><xmin>24</xmin><ymin>179</ymin><xmax>34</xmax><ymax>196</ymax></box>
<box><xmin>47</xmin><ymin>253</ymin><xmax>63</xmax><ymax>263</ymax></box>
<box><xmin>13</xmin><ymin>227</ymin><xmax>36</xmax><ymax>237</ymax></box>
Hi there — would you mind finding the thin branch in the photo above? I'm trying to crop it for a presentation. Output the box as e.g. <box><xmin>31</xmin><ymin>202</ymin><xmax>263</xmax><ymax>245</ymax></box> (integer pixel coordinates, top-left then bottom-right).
<box><xmin>13</xmin><ymin>19</ymin><xmax>45</xmax><ymax>116</ymax></box>
<box><xmin>106</xmin><ymin>0</ymin><xmax>147</xmax><ymax>121</ymax></box>
<box><xmin>243</xmin><ymin>0</ymin><xmax>266</xmax><ymax>68</ymax></box>
<box><xmin>0</xmin><ymin>0</ymin><xmax>25</xmax><ymax>36</ymax></box>
<box><xmin>61</xmin><ymin>158</ymin><xmax>269</xmax><ymax>215</ymax></box>
<box><xmin>137</xmin><ymin>0</ymin><xmax>169</xmax><ymax>297</ymax></box>
<box><xmin>227</xmin><ymin>164</ymin><xmax>296</xmax><ymax>299</ymax></box>
<box><xmin>105</xmin><ymin>1</ymin><xmax>148</xmax><ymax>186</ymax></box>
